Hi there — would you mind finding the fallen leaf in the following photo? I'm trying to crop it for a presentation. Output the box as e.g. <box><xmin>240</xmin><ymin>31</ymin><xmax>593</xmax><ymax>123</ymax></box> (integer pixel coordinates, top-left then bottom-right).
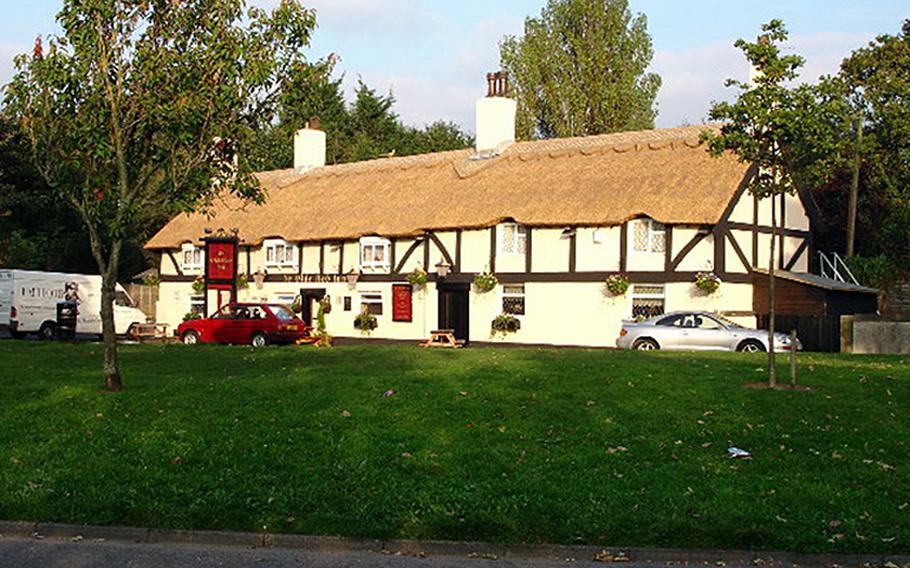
<box><xmin>400</xmin><ymin>452</ymin><xmax>412</xmax><ymax>459</ymax></box>
<box><xmin>340</xmin><ymin>410</ymin><xmax>351</xmax><ymax>418</ymax></box>
<box><xmin>171</xmin><ymin>456</ymin><xmax>182</xmax><ymax>465</ymax></box>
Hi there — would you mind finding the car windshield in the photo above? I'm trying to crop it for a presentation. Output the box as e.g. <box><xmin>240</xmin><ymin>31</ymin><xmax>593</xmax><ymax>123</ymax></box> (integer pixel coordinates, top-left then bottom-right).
<box><xmin>267</xmin><ymin>305</ymin><xmax>296</xmax><ymax>321</ymax></box>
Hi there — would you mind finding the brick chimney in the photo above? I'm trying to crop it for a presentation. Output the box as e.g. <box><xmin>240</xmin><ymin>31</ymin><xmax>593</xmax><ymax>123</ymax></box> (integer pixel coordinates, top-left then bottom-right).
<box><xmin>475</xmin><ymin>72</ymin><xmax>516</xmax><ymax>154</ymax></box>
<box><xmin>294</xmin><ymin>117</ymin><xmax>326</xmax><ymax>172</ymax></box>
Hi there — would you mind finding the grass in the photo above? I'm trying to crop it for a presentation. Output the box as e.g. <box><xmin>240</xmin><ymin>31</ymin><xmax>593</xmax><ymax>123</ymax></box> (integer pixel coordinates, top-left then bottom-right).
<box><xmin>0</xmin><ymin>341</ymin><xmax>907</xmax><ymax>555</ymax></box>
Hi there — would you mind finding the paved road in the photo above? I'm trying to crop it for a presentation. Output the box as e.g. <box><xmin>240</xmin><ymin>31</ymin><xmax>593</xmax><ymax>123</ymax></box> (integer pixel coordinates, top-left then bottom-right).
<box><xmin>0</xmin><ymin>537</ymin><xmax>650</xmax><ymax>568</ymax></box>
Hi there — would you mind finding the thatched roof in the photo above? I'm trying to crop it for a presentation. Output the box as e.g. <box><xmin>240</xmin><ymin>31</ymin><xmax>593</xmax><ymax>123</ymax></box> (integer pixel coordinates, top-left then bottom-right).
<box><xmin>145</xmin><ymin>125</ymin><xmax>749</xmax><ymax>249</ymax></box>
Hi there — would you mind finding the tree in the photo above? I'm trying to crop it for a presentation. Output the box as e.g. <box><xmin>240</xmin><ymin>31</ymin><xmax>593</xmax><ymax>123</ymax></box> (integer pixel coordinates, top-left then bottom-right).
<box><xmin>500</xmin><ymin>0</ymin><xmax>661</xmax><ymax>140</ymax></box>
<box><xmin>702</xmin><ymin>20</ymin><xmax>824</xmax><ymax>388</ymax></box>
<box><xmin>4</xmin><ymin>0</ymin><xmax>317</xmax><ymax>391</ymax></box>
<box><xmin>839</xmin><ymin>21</ymin><xmax>910</xmax><ymax>268</ymax></box>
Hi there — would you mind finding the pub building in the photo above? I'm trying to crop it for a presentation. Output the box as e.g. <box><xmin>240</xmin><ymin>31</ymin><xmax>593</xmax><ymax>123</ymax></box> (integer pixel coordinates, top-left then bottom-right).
<box><xmin>145</xmin><ymin>73</ymin><xmax>825</xmax><ymax>348</ymax></box>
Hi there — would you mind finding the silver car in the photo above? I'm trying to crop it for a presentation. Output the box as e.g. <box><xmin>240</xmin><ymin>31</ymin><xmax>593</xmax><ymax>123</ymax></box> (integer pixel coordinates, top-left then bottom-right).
<box><xmin>615</xmin><ymin>311</ymin><xmax>802</xmax><ymax>352</ymax></box>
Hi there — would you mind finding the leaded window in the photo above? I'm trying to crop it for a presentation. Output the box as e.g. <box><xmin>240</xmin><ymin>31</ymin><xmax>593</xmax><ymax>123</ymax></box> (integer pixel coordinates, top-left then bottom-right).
<box><xmin>631</xmin><ymin>285</ymin><xmax>665</xmax><ymax>319</ymax></box>
<box><xmin>502</xmin><ymin>284</ymin><xmax>526</xmax><ymax>315</ymax></box>
<box><xmin>499</xmin><ymin>223</ymin><xmax>527</xmax><ymax>256</ymax></box>
<box><xmin>633</xmin><ymin>219</ymin><xmax>666</xmax><ymax>253</ymax></box>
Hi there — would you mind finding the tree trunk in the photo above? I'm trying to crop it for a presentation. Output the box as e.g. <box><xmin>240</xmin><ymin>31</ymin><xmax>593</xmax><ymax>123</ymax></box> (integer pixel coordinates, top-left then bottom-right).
<box><xmin>100</xmin><ymin>270</ymin><xmax>123</xmax><ymax>392</ymax></box>
<box><xmin>768</xmin><ymin>195</ymin><xmax>778</xmax><ymax>388</ymax></box>
<box><xmin>846</xmin><ymin>115</ymin><xmax>862</xmax><ymax>257</ymax></box>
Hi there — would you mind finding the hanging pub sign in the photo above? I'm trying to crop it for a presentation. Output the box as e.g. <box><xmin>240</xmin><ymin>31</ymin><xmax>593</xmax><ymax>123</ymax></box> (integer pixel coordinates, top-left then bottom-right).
<box><xmin>205</xmin><ymin>237</ymin><xmax>238</xmax><ymax>292</ymax></box>
<box><xmin>392</xmin><ymin>284</ymin><xmax>412</xmax><ymax>322</ymax></box>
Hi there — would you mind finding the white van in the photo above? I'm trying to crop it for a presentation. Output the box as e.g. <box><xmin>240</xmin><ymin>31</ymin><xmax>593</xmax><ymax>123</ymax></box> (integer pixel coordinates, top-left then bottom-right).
<box><xmin>0</xmin><ymin>269</ymin><xmax>148</xmax><ymax>339</ymax></box>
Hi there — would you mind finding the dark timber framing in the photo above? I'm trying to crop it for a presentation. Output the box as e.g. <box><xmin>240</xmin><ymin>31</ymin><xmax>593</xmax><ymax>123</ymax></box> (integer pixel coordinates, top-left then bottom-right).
<box><xmin>297</xmin><ymin>243</ymin><xmax>304</xmax><ymax>275</ymax></box>
<box><xmin>568</xmin><ymin>228</ymin><xmax>577</xmax><ymax>273</ymax></box>
<box><xmin>423</xmin><ymin>235</ymin><xmax>430</xmax><ymax>270</ymax></box>
<box><xmin>489</xmin><ymin>227</ymin><xmax>497</xmax><ymax>273</ymax></box>
<box><xmin>394</xmin><ymin>238</ymin><xmax>423</xmax><ymax>273</ymax></box>
<box><xmin>455</xmin><ymin>230</ymin><xmax>463</xmax><ymax>272</ymax></box>
<box><xmin>669</xmin><ymin>231</ymin><xmax>708</xmax><ymax>271</ymax></box>
<box><xmin>166</xmin><ymin>252</ymin><xmax>184</xmax><ymax>276</ymax></box>
<box><xmin>389</xmin><ymin>238</ymin><xmax>397</xmax><ymax>274</ymax></box>
<box><xmin>784</xmin><ymin>238</ymin><xmax>810</xmax><ymax>271</ymax></box>
<box><xmin>525</xmin><ymin>228</ymin><xmax>533</xmax><ymax>273</ymax></box>
<box><xmin>337</xmin><ymin>242</ymin><xmax>344</xmax><ymax>275</ymax></box>
<box><xmin>619</xmin><ymin>223</ymin><xmax>628</xmax><ymax>273</ymax></box>
<box><xmin>426</xmin><ymin>232</ymin><xmax>455</xmax><ymax>268</ymax></box>
<box><xmin>664</xmin><ymin>226</ymin><xmax>673</xmax><ymax>271</ymax></box>
<box><xmin>726</xmin><ymin>231</ymin><xmax>752</xmax><ymax>274</ymax></box>
<box><xmin>318</xmin><ymin>242</ymin><xmax>325</xmax><ymax>275</ymax></box>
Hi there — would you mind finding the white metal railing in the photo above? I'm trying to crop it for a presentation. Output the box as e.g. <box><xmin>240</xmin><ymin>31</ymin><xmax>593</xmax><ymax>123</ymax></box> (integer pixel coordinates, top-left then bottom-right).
<box><xmin>818</xmin><ymin>251</ymin><xmax>860</xmax><ymax>285</ymax></box>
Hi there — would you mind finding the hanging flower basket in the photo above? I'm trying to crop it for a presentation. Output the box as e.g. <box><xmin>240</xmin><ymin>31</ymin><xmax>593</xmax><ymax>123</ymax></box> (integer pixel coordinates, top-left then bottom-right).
<box><xmin>290</xmin><ymin>295</ymin><xmax>303</xmax><ymax>314</ymax></box>
<box><xmin>491</xmin><ymin>313</ymin><xmax>521</xmax><ymax>336</ymax></box>
<box><xmin>183</xmin><ymin>312</ymin><xmax>202</xmax><ymax>322</ymax></box>
<box><xmin>473</xmin><ymin>271</ymin><xmax>499</xmax><ymax>293</ymax></box>
<box><xmin>319</xmin><ymin>295</ymin><xmax>332</xmax><ymax>314</ymax></box>
<box><xmin>236</xmin><ymin>273</ymin><xmax>249</xmax><ymax>290</ymax></box>
<box><xmin>605</xmin><ymin>273</ymin><xmax>630</xmax><ymax>296</ymax></box>
<box><xmin>695</xmin><ymin>271</ymin><xmax>721</xmax><ymax>294</ymax></box>
<box><xmin>191</xmin><ymin>277</ymin><xmax>205</xmax><ymax>294</ymax></box>
<box><xmin>407</xmin><ymin>267</ymin><xmax>428</xmax><ymax>287</ymax></box>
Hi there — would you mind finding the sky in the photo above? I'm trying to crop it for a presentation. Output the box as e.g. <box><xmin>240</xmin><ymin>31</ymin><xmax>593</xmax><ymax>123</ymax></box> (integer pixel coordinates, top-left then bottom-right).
<box><xmin>0</xmin><ymin>1</ymin><xmax>906</xmax><ymax>130</ymax></box>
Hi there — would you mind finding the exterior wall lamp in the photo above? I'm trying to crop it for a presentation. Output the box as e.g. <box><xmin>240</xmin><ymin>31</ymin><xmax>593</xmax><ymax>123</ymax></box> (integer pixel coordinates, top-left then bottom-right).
<box><xmin>435</xmin><ymin>261</ymin><xmax>452</xmax><ymax>280</ymax></box>
<box><xmin>346</xmin><ymin>269</ymin><xmax>361</xmax><ymax>288</ymax></box>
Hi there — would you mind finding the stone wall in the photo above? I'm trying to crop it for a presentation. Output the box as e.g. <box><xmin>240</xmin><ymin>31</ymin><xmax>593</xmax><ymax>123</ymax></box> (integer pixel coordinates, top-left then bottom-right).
<box><xmin>882</xmin><ymin>279</ymin><xmax>910</xmax><ymax>316</ymax></box>
<box><xmin>841</xmin><ymin>314</ymin><xmax>910</xmax><ymax>354</ymax></box>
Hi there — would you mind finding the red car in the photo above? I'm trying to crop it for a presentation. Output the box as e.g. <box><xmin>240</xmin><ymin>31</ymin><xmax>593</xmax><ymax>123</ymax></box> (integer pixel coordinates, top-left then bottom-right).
<box><xmin>177</xmin><ymin>303</ymin><xmax>311</xmax><ymax>347</ymax></box>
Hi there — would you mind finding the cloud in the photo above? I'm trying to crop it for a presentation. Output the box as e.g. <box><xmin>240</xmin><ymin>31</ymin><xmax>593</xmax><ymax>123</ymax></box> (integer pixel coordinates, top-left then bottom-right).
<box><xmin>652</xmin><ymin>31</ymin><xmax>876</xmax><ymax>128</ymax></box>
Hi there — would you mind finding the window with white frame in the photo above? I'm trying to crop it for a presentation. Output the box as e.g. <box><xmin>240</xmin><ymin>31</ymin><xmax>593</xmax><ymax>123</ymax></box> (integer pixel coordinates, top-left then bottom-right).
<box><xmin>264</xmin><ymin>239</ymin><xmax>296</xmax><ymax>269</ymax></box>
<box><xmin>181</xmin><ymin>243</ymin><xmax>203</xmax><ymax>271</ymax></box>
<box><xmin>631</xmin><ymin>285</ymin><xmax>665</xmax><ymax>319</ymax></box>
<box><xmin>360</xmin><ymin>291</ymin><xmax>383</xmax><ymax>315</ymax></box>
<box><xmin>498</xmin><ymin>223</ymin><xmax>527</xmax><ymax>255</ymax></box>
<box><xmin>360</xmin><ymin>237</ymin><xmax>391</xmax><ymax>272</ymax></box>
<box><xmin>502</xmin><ymin>284</ymin><xmax>526</xmax><ymax>315</ymax></box>
<box><xmin>633</xmin><ymin>219</ymin><xmax>666</xmax><ymax>253</ymax></box>
<box><xmin>189</xmin><ymin>294</ymin><xmax>205</xmax><ymax>316</ymax></box>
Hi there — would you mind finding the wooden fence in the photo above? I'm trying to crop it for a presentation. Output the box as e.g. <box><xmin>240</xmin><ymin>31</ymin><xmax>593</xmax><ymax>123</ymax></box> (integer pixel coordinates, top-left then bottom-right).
<box><xmin>757</xmin><ymin>314</ymin><xmax>841</xmax><ymax>353</ymax></box>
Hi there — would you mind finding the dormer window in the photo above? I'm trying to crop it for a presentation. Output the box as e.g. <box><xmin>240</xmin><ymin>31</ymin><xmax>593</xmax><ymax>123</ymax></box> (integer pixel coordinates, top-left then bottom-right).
<box><xmin>181</xmin><ymin>243</ymin><xmax>203</xmax><ymax>271</ymax></box>
<box><xmin>264</xmin><ymin>239</ymin><xmax>296</xmax><ymax>269</ymax></box>
<box><xmin>498</xmin><ymin>223</ymin><xmax>527</xmax><ymax>256</ymax></box>
<box><xmin>633</xmin><ymin>219</ymin><xmax>666</xmax><ymax>254</ymax></box>
<box><xmin>360</xmin><ymin>237</ymin><xmax>391</xmax><ymax>272</ymax></box>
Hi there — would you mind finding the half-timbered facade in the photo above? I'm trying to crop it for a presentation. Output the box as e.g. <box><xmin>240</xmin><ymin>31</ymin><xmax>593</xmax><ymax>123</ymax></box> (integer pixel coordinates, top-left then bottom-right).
<box><xmin>146</xmin><ymin>87</ymin><xmax>817</xmax><ymax>347</ymax></box>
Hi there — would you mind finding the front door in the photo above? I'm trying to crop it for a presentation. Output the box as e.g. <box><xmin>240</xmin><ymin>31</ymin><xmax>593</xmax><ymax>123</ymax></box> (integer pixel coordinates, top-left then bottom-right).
<box><xmin>298</xmin><ymin>288</ymin><xmax>327</xmax><ymax>327</ymax></box>
<box><xmin>438</xmin><ymin>283</ymin><xmax>470</xmax><ymax>344</ymax></box>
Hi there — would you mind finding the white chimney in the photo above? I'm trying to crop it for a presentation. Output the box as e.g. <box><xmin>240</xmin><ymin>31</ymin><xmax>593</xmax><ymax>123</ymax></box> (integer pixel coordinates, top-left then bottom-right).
<box><xmin>294</xmin><ymin>117</ymin><xmax>326</xmax><ymax>172</ymax></box>
<box><xmin>475</xmin><ymin>72</ymin><xmax>516</xmax><ymax>154</ymax></box>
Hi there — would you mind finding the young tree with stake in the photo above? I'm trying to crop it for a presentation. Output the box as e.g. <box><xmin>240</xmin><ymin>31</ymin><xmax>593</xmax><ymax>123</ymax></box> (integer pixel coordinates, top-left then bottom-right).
<box><xmin>4</xmin><ymin>0</ymin><xmax>317</xmax><ymax>391</ymax></box>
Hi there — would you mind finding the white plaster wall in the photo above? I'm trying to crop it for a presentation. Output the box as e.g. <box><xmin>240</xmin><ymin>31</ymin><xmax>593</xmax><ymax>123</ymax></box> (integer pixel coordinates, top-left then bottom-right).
<box><xmin>459</xmin><ymin>229</ymin><xmax>491</xmax><ymax>274</ymax></box>
<box><xmin>726</xmin><ymin>230</ymin><xmax>753</xmax><ymax>274</ymax></box>
<box><xmin>729</xmin><ymin>190</ymin><xmax>754</xmax><ymax>224</ymax></box>
<box><xmin>785</xmin><ymin>192</ymin><xmax>810</xmax><ymax>231</ymax></box>
<box><xmin>575</xmin><ymin>227</ymin><xmax>621</xmax><ymax>272</ymax></box>
<box><xmin>531</xmin><ymin>228</ymin><xmax>568</xmax><ymax>273</ymax></box>
<box><xmin>672</xmin><ymin>229</ymin><xmax>715</xmax><ymax>272</ymax></box>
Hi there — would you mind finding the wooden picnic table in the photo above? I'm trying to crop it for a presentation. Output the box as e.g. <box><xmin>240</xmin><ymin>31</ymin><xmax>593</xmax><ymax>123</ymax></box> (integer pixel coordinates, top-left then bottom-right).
<box><xmin>419</xmin><ymin>329</ymin><xmax>465</xmax><ymax>349</ymax></box>
<box><xmin>127</xmin><ymin>322</ymin><xmax>172</xmax><ymax>343</ymax></box>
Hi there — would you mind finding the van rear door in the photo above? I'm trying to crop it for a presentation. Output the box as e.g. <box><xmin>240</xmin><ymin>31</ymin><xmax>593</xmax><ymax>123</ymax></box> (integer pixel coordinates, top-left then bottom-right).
<box><xmin>0</xmin><ymin>271</ymin><xmax>11</xmax><ymax>326</ymax></box>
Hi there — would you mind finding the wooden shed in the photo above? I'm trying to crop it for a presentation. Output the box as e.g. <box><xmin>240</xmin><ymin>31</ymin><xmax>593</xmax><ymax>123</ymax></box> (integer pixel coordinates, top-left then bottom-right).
<box><xmin>753</xmin><ymin>269</ymin><xmax>879</xmax><ymax>351</ymax></box>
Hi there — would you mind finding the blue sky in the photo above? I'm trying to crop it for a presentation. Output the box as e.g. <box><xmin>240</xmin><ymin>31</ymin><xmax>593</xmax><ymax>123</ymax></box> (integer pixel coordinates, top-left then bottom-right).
<box><xmin>1</xmin><ymin>1</ymin><xmax>906</xmax><ymax>129</ymax></box>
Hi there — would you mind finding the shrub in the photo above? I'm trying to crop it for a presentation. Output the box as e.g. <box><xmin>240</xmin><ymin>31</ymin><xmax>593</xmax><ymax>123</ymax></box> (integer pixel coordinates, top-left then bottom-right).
<box><xmin>844</xmin><ymin>254</ymin><xmax>898</xmax><ymax>289</ymax></box>
<box><xmin>183</xmin><ymin>312</ymin><xmax>202</xmax><ymax>322</ymax></box>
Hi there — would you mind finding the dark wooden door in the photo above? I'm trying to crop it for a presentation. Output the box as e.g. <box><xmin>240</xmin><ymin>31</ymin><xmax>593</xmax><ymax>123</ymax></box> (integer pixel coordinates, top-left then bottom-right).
<box><xmin>438</xmin><ymin>283</ymin><xmax>470</xmax><ymax>344</ymax></box>
<box><xmin>298</xmin><ymin>288</ymin><xmax>327</xmax><ymax>327</ymax></box>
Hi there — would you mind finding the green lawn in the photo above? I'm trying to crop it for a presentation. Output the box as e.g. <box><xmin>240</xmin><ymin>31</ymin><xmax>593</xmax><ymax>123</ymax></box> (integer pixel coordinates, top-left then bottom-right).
<box><xmin>0</xmin><ymin>341</ymin><xmax>907</xmax><ymax>554</ymax></box>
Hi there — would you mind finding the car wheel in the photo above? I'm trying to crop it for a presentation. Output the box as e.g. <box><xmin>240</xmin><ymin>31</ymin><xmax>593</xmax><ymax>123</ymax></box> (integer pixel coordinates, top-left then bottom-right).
<box><xmin>737</xmin><ymin>339</ymin><xmax>766</xmax><ymax>353</ymax></box>
<box><xmin>632</xmin><ymin>338</ymin><xmax>659</xmax><ymax>351</ymax></box>
<box><xmin>38</xmin><ymin>322</ymin><xmax>57</xmax><ymax>341</ymax></box>
<box><xmin>250</xmin><ymin>332</ymin><xmax>268</xmax><ymax>348</ymax></box>
<box><xmin>182</xmin><ymin>330</ymin><xmax>200</xmax><ymax>345</ymax></box>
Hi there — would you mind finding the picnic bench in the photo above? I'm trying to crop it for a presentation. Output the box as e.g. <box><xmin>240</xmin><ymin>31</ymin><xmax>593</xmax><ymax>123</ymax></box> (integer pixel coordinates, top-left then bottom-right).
<box><xmin>419</xmin><ymin>329</ymin><xmax>465</xmax><ymax>349</ymax></box>
<box><xmin>127</xmin><ymin>323</ymin><xmax>172</xmax><ymax>343</ymax></box>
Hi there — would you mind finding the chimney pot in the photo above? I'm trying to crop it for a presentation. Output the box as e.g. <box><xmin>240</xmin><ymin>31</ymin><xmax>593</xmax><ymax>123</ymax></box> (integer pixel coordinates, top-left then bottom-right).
<box><xmin>476</xmin><ymin>71</ymin><xmax>516</xmax><ymax>153</ymax></box>
<box><xmin>294</xmin><ymin>125</ymin><xmax>326</xmax><ymax>172</ymax></box>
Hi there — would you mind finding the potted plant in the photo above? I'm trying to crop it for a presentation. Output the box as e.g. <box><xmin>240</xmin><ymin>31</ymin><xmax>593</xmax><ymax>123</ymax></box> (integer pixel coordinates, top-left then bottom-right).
<box><xmin>473</xmin><ymin>271</ymin><xmax>499</xmax><ymax>293</ymax></box>
<box><xmin>695</xmin><ymin>271</ymin><xmax>721</xmax><ymax>294</ymax></box>
<box><xmin>491</xmin><ymin>312</ymin><xmax>521</xmax><ymax>336</ymax></box>
<box><xmin>191</xmin><ymin>277</ymin><xmax>205</xmax><ymax>294</ymax></box>
<box><xmin>354</xmin><ymin>308</ymin><xmax>378</xmax><ymax>334</ymax></box>
<box><xmin>142</xmin><ymin>274</ymin><xmax>160</xmax><ymax>287</ymax></box>
<box><xmin>313</xmin><ymin>295</ymin><xmax>333</xmax><ymax>347</ymax></box>
<box><xmin>407</xmin><ymin>266</ymin><xmax>428</xmax><ymax>287</ymax></box>
<box><xmin>605</xmin><ymin>273</ymin><xmax>630</xmax><ymax>296</ymax></box>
